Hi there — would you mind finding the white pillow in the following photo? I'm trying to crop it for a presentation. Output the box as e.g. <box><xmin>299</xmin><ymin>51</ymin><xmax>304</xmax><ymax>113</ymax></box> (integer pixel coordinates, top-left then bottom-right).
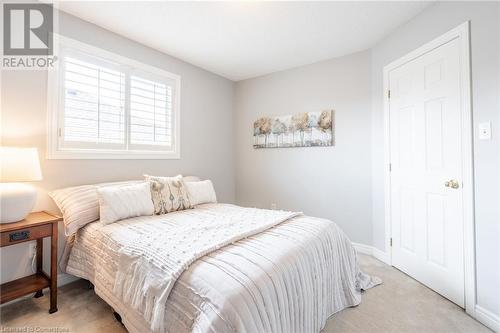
<box><xmin>183</xmin><ymin>175</ymin><xmax>201</xmax><ymax>182</ymax></box>
<box><xmin>185</xmin><ymin>180</ymin><xmax>217</xmax><ymax>206</ymax></box>
<box><xmin>98</xmin><ymin>182</ymin><xmax>154</xmax><ymax>225</ymax></box>
<box><xmin>49</xmin><ymin>180</ymin><xmax>141</xmax><ymax>236</ymax></box>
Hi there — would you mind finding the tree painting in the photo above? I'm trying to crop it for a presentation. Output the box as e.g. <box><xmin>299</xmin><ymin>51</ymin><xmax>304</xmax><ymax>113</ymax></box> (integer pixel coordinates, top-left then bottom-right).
<box><xmin>253</xmin><ymin>121</ymin><xmax>261</xmax><ymax>145</ymax></box>
<box><xmin>272</xmin><ymin>118</ymin><xmax>287</xmax><ymax>146</ymax></box>
<box><xmin>253</xmin><ymin>110</ymin><xmax>334</xmax><ymax>148</ymax></box>
<box><xmin>291</xmin><ymin>113</ymin><xmax>309</xmax><ymax>145</ymax></box>
<box><xmin>256</xmin><ymin>117</ymin><xmax>272</xmax><ymax>146</ymax></box>
<box><xmin>307</xmin><ymin>112</ymin><xmax>319</xmax><ymax>142</ymax></box>
<box><xmin>318</xmin><ymin>110</ymin><xmax>333</xmax><ymax>143</ymax></box>
<box><xmin>288</xmin><ymin>120</ymin><xmax>296</xmax><ymax>144</ymax></box>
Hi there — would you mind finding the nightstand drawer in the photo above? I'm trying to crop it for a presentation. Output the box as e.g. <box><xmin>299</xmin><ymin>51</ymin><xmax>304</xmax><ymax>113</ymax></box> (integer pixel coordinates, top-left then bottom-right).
<box><xmin>0</xmin><ymin>224</ymin><xmax>52</xmax><ymax>247</ymax></box>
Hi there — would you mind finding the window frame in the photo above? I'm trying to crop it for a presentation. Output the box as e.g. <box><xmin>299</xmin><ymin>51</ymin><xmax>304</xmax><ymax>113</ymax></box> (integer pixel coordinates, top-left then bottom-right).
<box><xmin>47</xmin><ymin>35</ymin><xmax>181</xmax><ymax>160</ymax></box>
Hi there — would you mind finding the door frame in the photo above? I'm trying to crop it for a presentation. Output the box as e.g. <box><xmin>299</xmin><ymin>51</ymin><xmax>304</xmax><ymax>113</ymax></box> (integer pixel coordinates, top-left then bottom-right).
<box><xmin>383</xmin><ymin>21</ymin><xmax>475</xmax><ymax>314</ymax></box>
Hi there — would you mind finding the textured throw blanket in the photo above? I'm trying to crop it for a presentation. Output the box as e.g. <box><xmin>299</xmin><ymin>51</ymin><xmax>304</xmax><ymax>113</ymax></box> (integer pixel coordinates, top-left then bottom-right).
<box><xmin>112</xmin><ymin>205</ymin><xmax>302</xmax><ymax>332</ymax></box>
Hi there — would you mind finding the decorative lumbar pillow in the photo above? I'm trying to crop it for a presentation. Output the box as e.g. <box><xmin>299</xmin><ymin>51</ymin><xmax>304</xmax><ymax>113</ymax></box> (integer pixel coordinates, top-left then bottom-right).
<box><xmin>144</xmin><ymin>175</ymin><xmax>192</xmax><ymax>214</ymax></box>
<box><xmin>98</xmin><ymin>182</ymin><xmax>154</xmax><ymax>225</ymax></box>
<box><xmin>49</xmin><ymin>180</ymin><xmax>141</xmax><ymax>236</ymax></box>
<box><xmin>185</xmin><ymin>180</ymin><xmax>217</xmax><ymax>206</ymax></box>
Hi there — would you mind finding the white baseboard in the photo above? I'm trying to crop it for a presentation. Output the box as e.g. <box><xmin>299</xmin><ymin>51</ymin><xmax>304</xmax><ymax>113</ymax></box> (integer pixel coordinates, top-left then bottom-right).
<box><xmin>352</xmin><ymin>242</ymin><xmax>391</xmax><ymax>265</ymax></box>
<box><xmin>372</xmin><ymin>247</ymin><xmax>391</xmax><ymax>264</ymax></box>
<box><xmin>0</xmin><ymin>273</ymin><xmax>81</xmax><ymax>308</ymax></box>
<box><xmin>475</xmin><ymin>305</ymin><xmax>500</xmax><ymax>332</ymax></box>
<box><xmin>352</xmin><ymin>242</ymin><xmax>373</xmax><ymax>255</ymax></box>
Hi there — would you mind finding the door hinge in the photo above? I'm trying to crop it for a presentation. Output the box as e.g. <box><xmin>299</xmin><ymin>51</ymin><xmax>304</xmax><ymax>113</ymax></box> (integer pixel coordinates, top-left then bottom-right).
<box><xmin>390</xmin><ymin>238</ymin><xmax>393</xmax><ymax>247</ymax></box>
<box><xmin>389</xmin><ymin>163</ymin><xmax>392</xmax><ymax>172</ymax></box>
<box><xmin>387</xmin><ymin>90</ymin><xmax>391</xmax><ymax>99</ymax></box>
<box><xmin>58</xmin><ymin>128</ymin><xmax>62</xmax><ymax>137</ymax></box>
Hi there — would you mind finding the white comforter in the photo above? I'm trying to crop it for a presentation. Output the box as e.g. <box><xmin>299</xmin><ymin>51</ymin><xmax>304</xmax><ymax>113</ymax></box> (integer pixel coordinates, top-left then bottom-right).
<box><xmin>66</xmin><ymin>203</ymin><xmax>380</xmax><ymax>333</ymax></box>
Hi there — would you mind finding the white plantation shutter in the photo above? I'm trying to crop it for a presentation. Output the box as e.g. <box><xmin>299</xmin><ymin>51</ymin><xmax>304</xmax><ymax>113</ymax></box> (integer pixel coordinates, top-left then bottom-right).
<box><xmin>62</xmin><ymin>56</ymin><xmax>126</xmax><ymax>147</ymax></box>
<box><xmin>130</xmin><ymin>75</ymin><xmax>173</xmax><ymax>148</ymax></box>
<box><xmin>52</xmin><ymin>38</ymin><xmax>180</xmax><ymax>159</ymax></box>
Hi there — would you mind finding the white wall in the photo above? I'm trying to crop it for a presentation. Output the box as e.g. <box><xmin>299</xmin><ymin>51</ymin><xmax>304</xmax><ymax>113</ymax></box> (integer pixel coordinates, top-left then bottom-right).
<box><xmin>370</xmin><ymin>1</ymin><xmax>500</xmax><ymax>317</ymax></box>
<box><xmin>234</xmin><ymin>51</ymin><xmax>373</xmax><ymax>245</ymax></box>
<box><xmin>0</xmin><ymin>11</ymin><xmax>235</xmax><ymax>283</ymax></box>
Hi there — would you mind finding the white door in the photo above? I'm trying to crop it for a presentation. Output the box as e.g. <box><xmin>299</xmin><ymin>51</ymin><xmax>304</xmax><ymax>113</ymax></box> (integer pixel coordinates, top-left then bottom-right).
<box><xmin>389</xmin><ymin>37</ymin><xmax>465</xmax><ymax>307</ymax></box>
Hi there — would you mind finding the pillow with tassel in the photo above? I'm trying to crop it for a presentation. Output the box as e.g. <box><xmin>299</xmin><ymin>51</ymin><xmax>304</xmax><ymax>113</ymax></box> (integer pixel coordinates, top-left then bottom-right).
<box><xmin>144</xmin><ymin>174</ymin><xmax>192</xmax><ymax>214</ymax></box>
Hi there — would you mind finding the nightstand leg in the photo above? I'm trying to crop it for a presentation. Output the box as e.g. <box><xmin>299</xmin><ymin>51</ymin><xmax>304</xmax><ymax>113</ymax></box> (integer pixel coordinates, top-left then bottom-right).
<box><xmin>49</xmin><ymin>223</ymin><xmax>58</xmax><ymax>314</ymax></box>
<box><xmin>34</xmin><ymin>238</ymin><xmax>44</xmax><ymax>298</ymax></box>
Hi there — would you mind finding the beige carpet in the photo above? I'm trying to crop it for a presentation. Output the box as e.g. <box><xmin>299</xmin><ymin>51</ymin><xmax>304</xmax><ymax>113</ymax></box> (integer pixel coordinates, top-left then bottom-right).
<box><xmin>0</xmin><ymin>254</ymin><xmax>490</xmax><ymax>333</ymax></box>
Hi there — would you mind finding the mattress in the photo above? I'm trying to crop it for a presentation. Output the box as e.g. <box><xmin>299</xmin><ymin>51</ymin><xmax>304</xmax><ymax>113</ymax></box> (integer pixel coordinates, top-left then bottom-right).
<box><xmin>66</xmin><ymin>203</ymin><xmax>379</xmax><ymax>333</ymax></box>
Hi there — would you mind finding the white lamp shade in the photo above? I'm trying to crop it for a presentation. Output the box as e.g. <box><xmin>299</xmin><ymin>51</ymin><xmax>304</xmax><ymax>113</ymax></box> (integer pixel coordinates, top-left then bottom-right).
<box><xmin>0</xmin><ymin>147</ymin><xmax>43</xmax><ymax>182</ymax></box>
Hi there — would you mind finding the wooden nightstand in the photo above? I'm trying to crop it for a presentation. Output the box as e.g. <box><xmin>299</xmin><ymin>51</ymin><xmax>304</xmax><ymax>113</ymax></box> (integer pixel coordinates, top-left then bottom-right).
<box><xmin>0</xmin><ymin>212</ymin><xmax>62</xmax><ymax>313</ymax></box>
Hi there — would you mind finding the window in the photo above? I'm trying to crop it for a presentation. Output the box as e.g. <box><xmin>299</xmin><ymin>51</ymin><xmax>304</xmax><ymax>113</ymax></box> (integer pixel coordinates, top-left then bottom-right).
<box><xmin>129</xmin><ymin>76</ymin><xmax>173</xmax><ymax>149</ymax></box>
<box><xmin>62</xmin><ymin>57</ymin><xmax>126</xmax><ymax>147</ymax></box>
<box><xmin>47</xmin><ymin>36</ymin><xmax>180</xmax><ymax>159</ymax></box>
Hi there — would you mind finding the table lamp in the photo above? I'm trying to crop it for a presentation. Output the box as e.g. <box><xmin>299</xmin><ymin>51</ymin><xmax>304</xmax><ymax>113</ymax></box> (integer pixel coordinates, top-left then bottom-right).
<box><xmin>0</xmin><ymin>147</ymin><xmax>43</xmax><ymax>223</ymax></box>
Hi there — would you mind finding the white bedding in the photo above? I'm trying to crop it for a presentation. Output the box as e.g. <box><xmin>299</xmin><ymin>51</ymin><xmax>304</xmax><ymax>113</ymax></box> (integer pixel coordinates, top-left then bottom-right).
<box><xmin>66</xmin><ymin>203</ymin><xmax>380</xmax><ymax>333</ymax></box>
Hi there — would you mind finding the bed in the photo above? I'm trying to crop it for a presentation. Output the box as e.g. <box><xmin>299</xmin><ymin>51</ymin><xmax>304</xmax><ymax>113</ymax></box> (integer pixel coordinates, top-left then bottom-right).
<box><xmin>64</xmin><ymin>202</ymin><xmax>380</xmax><ymax>333</ymax></box>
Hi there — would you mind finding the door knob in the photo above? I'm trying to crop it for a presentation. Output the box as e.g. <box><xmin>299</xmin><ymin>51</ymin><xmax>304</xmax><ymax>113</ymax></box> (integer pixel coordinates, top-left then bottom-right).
<box><xmin>445</xmin><ymin>180</ymin><xmax>459</xmax><ymax>189</ymax></box>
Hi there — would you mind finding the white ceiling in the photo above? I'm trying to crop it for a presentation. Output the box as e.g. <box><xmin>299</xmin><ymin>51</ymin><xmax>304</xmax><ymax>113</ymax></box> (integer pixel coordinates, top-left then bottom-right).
<box><xmin>56</xmin><ymin>1</ymin><xmax>432</xmax><ymax>81</ymax></box>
